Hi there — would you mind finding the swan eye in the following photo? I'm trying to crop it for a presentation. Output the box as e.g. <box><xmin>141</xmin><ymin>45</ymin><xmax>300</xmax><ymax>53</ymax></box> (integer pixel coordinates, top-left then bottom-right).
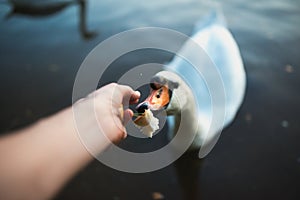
<box><xmin>156</xmin><ymin>88</ymin><xmax>163</xmax><ymax>98</ymax></box>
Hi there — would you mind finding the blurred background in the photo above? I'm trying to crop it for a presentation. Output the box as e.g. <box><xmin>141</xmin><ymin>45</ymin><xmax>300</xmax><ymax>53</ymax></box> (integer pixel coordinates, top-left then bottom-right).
<box><xmin>0</xmin><ymin>0</ymin><xmax>299</xmax><ymax>199</ymax></box>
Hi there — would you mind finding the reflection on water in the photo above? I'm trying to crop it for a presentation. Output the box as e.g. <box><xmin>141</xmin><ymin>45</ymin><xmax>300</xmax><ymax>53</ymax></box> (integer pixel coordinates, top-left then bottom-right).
<box><xmin>174</xmin><ymin>152</ymin><xmax>203</xmax><ymax>200</ymax></box>
<box><xmin>4</xmin><ymin>0</ymin><xmax>97</xmax><ymax>39</ymax></box>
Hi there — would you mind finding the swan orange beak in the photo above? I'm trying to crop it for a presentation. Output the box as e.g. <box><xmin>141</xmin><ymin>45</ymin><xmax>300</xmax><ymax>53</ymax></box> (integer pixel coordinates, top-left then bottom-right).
<box><xmin>136</xmin><ymin>85</ymin><xmax>171</xmax><ymax>113</ymax></box>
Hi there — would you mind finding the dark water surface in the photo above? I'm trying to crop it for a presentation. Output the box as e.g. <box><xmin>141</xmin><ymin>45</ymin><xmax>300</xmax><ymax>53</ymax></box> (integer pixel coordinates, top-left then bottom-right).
<box><xmin>1</xmin><ymin>0</ymin><xmax>300</xmax><ymax>199</ymax></box>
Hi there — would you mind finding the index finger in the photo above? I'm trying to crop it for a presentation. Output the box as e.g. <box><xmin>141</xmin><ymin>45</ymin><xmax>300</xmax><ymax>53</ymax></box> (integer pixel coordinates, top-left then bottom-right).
<box><xmin>116</xmin><ymin>84</ymin><xmax>141</xmax><ymax>104</ymax></box>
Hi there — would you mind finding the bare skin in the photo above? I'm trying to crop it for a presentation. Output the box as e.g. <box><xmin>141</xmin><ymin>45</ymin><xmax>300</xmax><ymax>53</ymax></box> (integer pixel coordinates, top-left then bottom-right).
<box><xmin>0</xmin><ymin>83</ymin><xmax>140</xmax><ymax>200</ymax></box>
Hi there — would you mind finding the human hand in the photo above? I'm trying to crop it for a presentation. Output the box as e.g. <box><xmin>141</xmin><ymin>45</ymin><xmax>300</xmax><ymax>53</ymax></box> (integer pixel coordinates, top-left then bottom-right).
<box><xmin>92</xmin><ymin>83</ymin><xmax>140</xmax><ymax>142</ymax></box>
<box><xmin>0</xmin><ymin>83</ymin><xmax>139</xmax><ymax>200</ymax></box>
<box><xmin>73</xmin><ymin>83</ymin><xmax>140</xmax><ymax>145</ymax></box>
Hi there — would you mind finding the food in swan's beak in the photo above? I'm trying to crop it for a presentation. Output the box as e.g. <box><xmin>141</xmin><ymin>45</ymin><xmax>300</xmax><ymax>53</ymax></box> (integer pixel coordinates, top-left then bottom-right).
<box><xmin>133</xmin><ymin>109</ymin><xmax>159</xmax><ymax>138</ymax></box>
<box><xmin>133</xmin><ymin>83</ymin><xmax>172</xmax><ymax>137</ymax></box>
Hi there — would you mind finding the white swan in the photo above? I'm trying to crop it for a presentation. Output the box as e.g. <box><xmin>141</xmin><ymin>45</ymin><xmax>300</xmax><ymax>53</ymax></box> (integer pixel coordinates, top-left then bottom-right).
<box><xmin>136</xmin><ymin>11</ymin><xmax>246</xmax><ymax>158</ymax></box>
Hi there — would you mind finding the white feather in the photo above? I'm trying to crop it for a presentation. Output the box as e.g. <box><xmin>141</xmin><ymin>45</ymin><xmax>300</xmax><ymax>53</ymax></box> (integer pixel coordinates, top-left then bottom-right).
<box><xmin>163</xmin><ymin>11</ymin><xmax>246</xmax><ymax>156</ymax></box>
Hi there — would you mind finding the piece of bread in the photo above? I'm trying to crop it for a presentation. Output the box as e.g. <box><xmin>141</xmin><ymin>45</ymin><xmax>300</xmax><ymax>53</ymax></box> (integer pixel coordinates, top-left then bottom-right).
<box><xmin>134</xmin><ymin>109</ymin><xmax>159</xmax><ymax>138</ymax></box>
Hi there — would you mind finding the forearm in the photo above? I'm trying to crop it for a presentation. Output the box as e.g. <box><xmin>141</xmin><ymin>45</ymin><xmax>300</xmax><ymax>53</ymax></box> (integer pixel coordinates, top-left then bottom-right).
<box><xmin>0</xmin><ymin>107</ymin><xmax>107</xmax><ymax>200</ymax></box>
<box><xmin>0</xmin><ymin>83</ymin><xmax>138</xmax><ymax>200</ymax></box>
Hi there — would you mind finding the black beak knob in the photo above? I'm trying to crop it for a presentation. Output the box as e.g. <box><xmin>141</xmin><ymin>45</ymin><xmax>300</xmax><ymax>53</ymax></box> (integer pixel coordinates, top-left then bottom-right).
<box><xmin>136</xmin><ymin>102</ymin><xmax>149</xmax><ymax>113</ymax></box>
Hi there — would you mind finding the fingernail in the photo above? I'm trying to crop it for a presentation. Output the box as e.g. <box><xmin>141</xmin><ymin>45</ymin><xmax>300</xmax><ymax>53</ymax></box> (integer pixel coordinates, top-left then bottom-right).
<box><xmin>135</xmin><ymin>91</ymin><xmax>141</xmax><ymax>96</ymax></box>
<box><xmin>123</xmin><ymin>130</ymin><xmax>127</xmax><ymax>139</ymax></box>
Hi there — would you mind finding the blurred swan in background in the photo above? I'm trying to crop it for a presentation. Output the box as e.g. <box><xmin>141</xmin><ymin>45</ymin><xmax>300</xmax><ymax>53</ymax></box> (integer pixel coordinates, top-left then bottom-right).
<box><xmin>3</xmin><ymin>0</ymin><xmax>97</xmax><ymax>39</ymax></box>
<box><xmin>136</xmin><ymin>11</ymin><xmax>246</xmax><ymax>157</ymax></box>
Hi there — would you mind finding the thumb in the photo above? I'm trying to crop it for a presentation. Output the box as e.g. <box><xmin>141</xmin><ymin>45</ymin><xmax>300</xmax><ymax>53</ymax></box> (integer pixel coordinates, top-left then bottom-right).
<box><xmin>123</xmin><ymin>109</ymin><xmax>133</xmax><ymax>125</ymax></box>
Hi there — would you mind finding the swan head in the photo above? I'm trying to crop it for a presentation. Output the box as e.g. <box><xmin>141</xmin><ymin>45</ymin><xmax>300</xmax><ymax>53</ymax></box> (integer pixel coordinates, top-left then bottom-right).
<box><xmin>136</xmin><ymin>74</ymin><xmax>179</xmax><ymax>114</ymax></box>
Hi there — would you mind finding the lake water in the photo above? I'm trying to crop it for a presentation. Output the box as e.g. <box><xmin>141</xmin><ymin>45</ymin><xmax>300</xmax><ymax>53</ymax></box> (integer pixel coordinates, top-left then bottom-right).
<box><xmin>0</xmin><ymin>0</ymin><xmax>299</xmax><ymax>199</ymax></box>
